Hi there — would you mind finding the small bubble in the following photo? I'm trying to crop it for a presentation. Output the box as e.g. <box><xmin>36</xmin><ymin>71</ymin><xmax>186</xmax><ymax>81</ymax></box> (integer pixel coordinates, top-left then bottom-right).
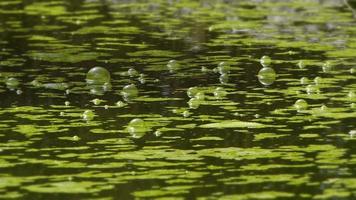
<box><xmin>214</xmin><ymin>87</ymin><xmax>227</xmax><ymax>99</ymax></box>
<box><xmin>195</xmin><ymin>92</ymin><xmax>205</xmax><ymax>100</ymax></box>
<box><xmin>116</xmin><ymin>101</ymin><xmax>126</xmax><ymax>107</ymax></box>
<box><xmin>257</xmin><ymin>67</ymin><xmax>276</xmax><ymax>86</ymax></box>
<box><xmin>201</xmin><ymin>66</ymin><xmax>209</xmax><ymax>72</ymax></box>
<box><xmin>167</xmin><ymin>60</ymin><xmax>180</xmax><ymax>72</ymax></box>
<box><xmin>82</xmin><ymin>110</ymin><xmax>94</xmax><ymax>121</ymax></box>
<box><xmin>217</xmin><ymin>62</ymin><xmax>230</xmax><ymax>74</ymax></box>
<box><xmin>128</xmin><ymin>68</ymin><xmax>138</xmax><ymax>77</ymax></box>
<box><xmin>91</xmin><ymin>98</ymin><xmax>102</xmax><ymax>105</ymax></box>
<box><xmin>65</xmin><ymin>101</ymin><xmax>70</xmax><ymax>106</ymax></box>
<box><xmin>60</xmin><ymin>112</ymin><xmax>64</xmax><ymax>116</ymax></box>
<box><xmin>86</xmin><ymin>66</ymin><xmax>111</xmax><ymax>85</ymax></box>
<box><xmin>314</xmin><ymin>77</ymin><xmax>322</xmax><ymax>85</ymax></box>
<box><xmin>322</xmin><ymin>61</ymin><xmax>332</xmax><ymax>73</ymax></box>
<box><xmin>16</xmin><ymin>89</ymin><xmax>22</xmax><ymax>95</ymax></box>
<box><xmin>260</xmin><ymin>55</ymin><xmax>272</xmax><ymax>67</ymax></box>
<box><xmin>219</xmin><ymin>73</ymin><xmax>229</xmax><ymax>84</ymax></box>
<box><xmin>188</xmin><ymin>97</ymin><xmax>201</xmax><ymax>109</ymax></box>
<box><xmin>183</xmin><ymin>110</ymin><xmax>190</xmax><ymax>117</ymax></box>
<box><xmin>154</xmin><ymin>130</ymin><xmax>162</xmax><ymax>137</ymax></box>
<box><xmin>72</xmin><ymin>135</ymin><xmax>80</xmax><ymax>141</ymax></box>
<box><xmin>104</xmin><ymin>105</ymin><xmax>109</xmax><ymax>109</ymax></box>
<box><xmin>294</xmin><ymin>99</ymin><xmax>308</xmax><ymax>111</ymax></box>
<box><xmin>187</xmin><ymin>87</ymin><xmax>198</xmax><ymax>98</ymax></box>
<box><xmin>306</xmin><ymin>84</ymin><xmax>320</xmax><ymax>94</ymax></box>
<box><xmin>298</xmin><ymin>60</ymin><xmax>305</xmax><ymax>69</ymax></box>
<box><xmin>300</xmin><ymin>77</ymin><xmax>309</xmax><ymax>85</ymax></box>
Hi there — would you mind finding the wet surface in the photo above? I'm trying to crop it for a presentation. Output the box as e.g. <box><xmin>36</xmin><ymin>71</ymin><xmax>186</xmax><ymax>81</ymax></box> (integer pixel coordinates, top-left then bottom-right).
<box><xmin>0</xmin><ymin>0</ymin><xmax>355</xmax><ymax>199</ymax></box>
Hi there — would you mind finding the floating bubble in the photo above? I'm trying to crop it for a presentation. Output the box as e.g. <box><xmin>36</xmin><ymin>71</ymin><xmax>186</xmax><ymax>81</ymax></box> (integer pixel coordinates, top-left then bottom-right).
<box><xmin>6</xmin><ymin>77</ymin><xmax>20</xmax><ymax>89</ymax></box>
<box><xmin>121</xmin><ymin>84</ymin><xmax>138</xmax><ymax>101</ymax></box>
<box><xmin>306</xmin><ymin>84</ymin><xmax>320</xmax><ymax>94</ymax></box>
<box><xmin>294</xmin><ymin>99</ymin><xmax>308</xmax><ymax>111</ymax></box>
<box><xmin>187</xmin><ymin>87</ymin><xmax>198</xmax><ymax>98</ymax></box>
<box><xmin>298</xmin><ymin>60</ymin><xmax>305</xmax><ymax>69</ymax></box>
<box><xmin>16</xmin><ymin>89</ymin><xmax>22</xmax><ymax>95</ymax></box>
<box><xmin>195</xmin><ymin>92</ymin><xmax>205</xmax><ymax>100</ymax></box>
<box><xmin>65</xmin><ymin>101</ymin><xmax>70</xmax><ymax>106</ymax></box>
<box><xmin>167</xmin><ymin>60</ymin><xmax>180</xmax><ymax>72</ymax></box>
<box><xmin>219</xmin><ymin>73</ymin><xmax>229</xmax><ymax>84</ymax></box>
<box><xmin>217</xmin><ymin>62</ymin><xmax>230</xmax><ymax>74</ymax></box>
<box><xmin>257</xmin><ymin>67</ymin><xmax>276</xmax><ymax>86</ymax></box>
<box><xmin>82</xmin><ymin>110</ymin><xmax>94</xmax><ymax>121</ymax></box>
<box><xmin>116</xmin><ymin>101</ymin><xmax>126</xmax><ymax>107</ymax></box>
<box><xmin>127</xmin><ymin>118</ymin><xmax>147</xmax><ymax>138</ymax></box>
<box><xmin>154</xmin><ymin>130</ymin><xmax>162</xmax><ymax>137</ymax></box>
<box><xmin>138</xmin><ymin>73</ymin><xmax>146</xmax><ymax>84</ymax></box>
<box><xmin>322</xmin><ymin>61</ymin><xmax>333</xmax><ymax>73</ymax></box>
<box><xmin>214</xmin><ymin>87</ymin><xmax>227</xmax><ymax>99</ymax></box>
<box><xmin>183</xmin><ymin>110</ymin><xmax>191</xmax><ymax>117</ymax></box>
<box><xmin>300</xmin><ymin>77</ymin><xmax>309</xmax><ymax>85</ymax></box>
<box><xmin>314</xmin><ymin>77</ymin><xmax>322</xmax><ymax>85</ymax></box>
<box><xmin>188</xmin><ymin>97</ymin><xmax>201</xmax><ymax>109</ymax></box>
<box><xmin>128</xmin><ymin>68</ymin><xmax>138</xmax><ymax>77</ymax></box>
<box><xmin>351</xmin><ymin>67</ymin><xmax>355</xmax><ymax>74</ymax></box>
<box><xmin>201</xmin><ymin>66</ymin><xmax>209</xmax><ymax>72</ymax></box>
<box><xmin>91</xmin><ymin>98</ymin><xmax>102</xmax><ymax>105</ymax></box>
<box><xmin>260</xmin><ymin>55</ymin><xmax>271</xmax><ymax>67</ymax></box>
<box><xmin>348</xmin><ymin>91</ymin><xmax>355</xmax><ymax>100</ymax></box>
<box><xmin>31</xmin><ymin>79</ymin><xmax>42</xmax><ymax>87</ymax></box>
<box><xmin>86</xmin><ymin>67</ymin><xmax>111</xmax><ymax>85</ymax></box>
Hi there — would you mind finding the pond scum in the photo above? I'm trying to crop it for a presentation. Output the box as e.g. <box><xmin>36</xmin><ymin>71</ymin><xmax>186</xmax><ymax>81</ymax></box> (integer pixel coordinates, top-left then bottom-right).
<box><xmin>0</xmin><ymin>0</ymin><xmax>355</xmax><ymax>199</ymax></box>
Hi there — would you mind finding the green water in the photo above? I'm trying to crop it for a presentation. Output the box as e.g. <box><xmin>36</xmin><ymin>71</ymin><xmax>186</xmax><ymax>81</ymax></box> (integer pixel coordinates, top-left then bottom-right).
<box><xmin>0</xmin><ymin>0</ymin><xmax>355</xmax><ymax>199</ymax></box>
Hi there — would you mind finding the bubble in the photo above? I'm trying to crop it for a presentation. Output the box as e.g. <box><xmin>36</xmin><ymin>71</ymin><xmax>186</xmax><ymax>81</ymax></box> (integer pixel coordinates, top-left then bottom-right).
<box><xmin>188</xmin><ymin>97</ymin><xmax>201</xmax><ymax>109</ymax></box>
<box><xmin>257</xmin><ymin>67</ymin><xmax>276</xmax><ymax>86</ymax></box>
<box><xmin>91</xmin><ymin>98</ymin><xmax>102</xmax><ymax>105</ymax></box>
<box><xmin>72</xmin><ymin>135</ymin><xmax>80</xmax><ymax>141</ymax></box>
<box><xmin>300</xmin><ymin>77</ymin><xmax>309</xmax><ymax>85</ymax></box>
<box><xmin>195</xmin><ymin>92</ymin><xmax>205</xmax><ymax>100</ymax></box>
<box><xmin>154</xmin><ymin>130</ymin><xmax>162</xmax><ymax>137</ymax></box>
<box><xmin>82</xmin><ymin>110</ymin><xmax>94</xmax><ymax>121</ymax></box>
<box><xmin>306</xmin><ymin>84</ymin><xmax>320</xmax><ymax>94</ymax></box>
<box><xmin>16</xmin><ymin>89</ymin><xmax>22</xmax><ymax>95</ymax></box>
<box><xmin>128</xmin><ymin>68</ymin><xmax>138</xmax><ymax>77</ymax></box>
<box><xmin>219</xmin><ymin>73</ymin><xmax>229</xmax><ymax>84</ymax></box>
<box><xmin>298</xmin><ymin>60</ymin><xmax>305</xmax><ymax>69</ymax></box>
<box><xmin>187</xmin><ymin>87</ymin><xmax>198</xmax><ymax>98</ymax></box>
<box><xmin>65</xmin><ymin>101</ymin><xmax>70</xmax><ymax>106</ymax></box>
<box><xmin>214</xmin><ymin>87</ymin><xmax>227</xmax><ymax>99</ymax></box>
<box><xmin>260</xmin><ymin>55</ymin><xmax>271</xmax><ymax>67</ymax></box>
<box><xmin>31</xmin><ymin>79</ymin><xmax>42</xmax><ymax>87</ymax></box>
<box><xmin>294</xmin><ymin>99</ymin><xmax>308</xmax><ymax>111</ymax></box>
<box><xmin>138</xmin><ymin>73</ymin><xmax>146</xmax><ymax>84</ymax></box>
<box><xmin>351</xmin><ymin>67</ymin><xmax>355</xmax><ymax>74</ymax></box>
<box><xmin>322</xmin><ymin>61</ymin><xmax>333</xmax><ymax>73</ymax></box>
<box><xmin>6</xmin><ymin>77</ymin><xmax>20</xmax><ymax>89</ymax></box>
<box><xmin>314</xmin><ymin>77</ymin><xmax>322</xmax><ymax>85</ymax></box>
<box><xmin>116</xmin><ymin>101</ymin><xmax>127</xmax><ymax>107</ymax></box>
<box><xmin>86</xmin><ymin>67</ymin><xmax>111</xmax><ymax>85</ymax></box>
<box><xmin>348</xmin><ymin>91</ymin><xmax>355</xmax><ymax>99</ymax></box>
<box><xmin>167</xmin><ymin>60</ymin><xmax>180</xmax><ymax>72</ymax></box>
<box><xmin>183</xmin><ymin>110</ymin><xmax>190</xmax><ymax>117</ymax></box>
<box><xmin>121</xmin><ymin>84</ymin><xmax>138</xmax><ymax>101</ymax></box>
<box><xmin>201</xmin><ymin>66</ymin><xmax>209</xmax><ymax>72</ymax></box>
<box><xmin>217</xmin><ymin>62</ymin><xmax>230</xmax><ymax>74</ymax></box>
<box><xmin>127</xmin><ymin>118</ymin><xmax>147</xmax><ymax>138</ymax></box>
<box><xmin>104</xmin><ymin>105</ymin><xmax>109</xmax><ymax>109</ymax></box>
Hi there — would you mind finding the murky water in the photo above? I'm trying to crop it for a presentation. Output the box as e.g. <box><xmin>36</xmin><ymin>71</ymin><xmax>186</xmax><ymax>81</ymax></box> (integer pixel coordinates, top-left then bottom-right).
<box><xmin>0</xmin><ymin>0</ymin><xmax>355</xmax><ymax>199</ymax></box>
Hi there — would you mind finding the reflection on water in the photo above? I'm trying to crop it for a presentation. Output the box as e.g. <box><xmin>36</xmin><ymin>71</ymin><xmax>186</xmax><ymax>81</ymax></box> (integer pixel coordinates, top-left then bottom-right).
<box><xmin>0</xmin><ymin>0</ymin><xmax>355</xmax><ymax>199</ymax></box>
